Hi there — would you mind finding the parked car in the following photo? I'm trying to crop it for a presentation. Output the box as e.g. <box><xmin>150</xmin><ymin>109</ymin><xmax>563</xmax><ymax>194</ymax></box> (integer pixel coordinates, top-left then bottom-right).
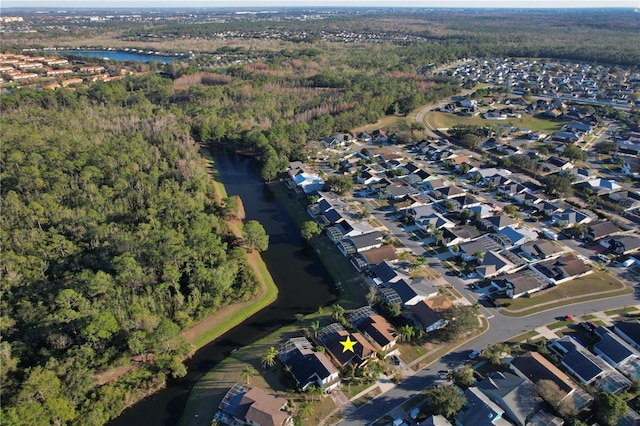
<box><xmin>468</xmin><ymin>350</ymin><xmax>481</xmax><ymax>359</ymax></box>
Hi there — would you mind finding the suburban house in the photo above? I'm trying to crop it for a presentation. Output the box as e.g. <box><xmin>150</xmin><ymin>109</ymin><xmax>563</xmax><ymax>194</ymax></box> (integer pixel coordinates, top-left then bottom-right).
<box><xmin>476</xmin><ymin>251</ymin><xmax>519</xmax><ymax>279</ymax></box>
<box><xmin>215</xmin><ymin>384</ymin><xmax>292</xmax><ymax>426</ymax></box>
<box><xmin>317</xmin><ymin>323</ymin><xmax>376</xmax><ymax>368</ymax></box>
<box><xmin>614</xmin><ymin>321</ymin><xmax>640</xmax><ymax>351</ymax></box>
<box><xmin>585</xmin><ymin>178</ymin><xmax>622</xmax><ymax>194</ymax></box>
<box><xmin>520</xmin><ymin>240</ymin><xmax>565</xmax><ymax>259</ymax></box>
<box><xmin>350</xmin><ymin>245</ymin><xmax>397</xmax><ymax>272</ymax></box>
<box><xmin>481</xmin><ymin>214</ymin><xmax>518</xmax><ymax>232</ymax></box>
<box><xmin>406</xmin><ymin>204</ymin><xmax>456</xmax><ymax>232</ymax></box>
<box><xmin>476</xmin><ymin>371</ymin><xmax>542</xmax><ymax>426</ymax></box>
<box><xmin>546</xmin><ymin>156</ymin><xmax>574</xmax><ymax>171</ymax></box>
<box><xmin>286</xmin><ymin>164</ymin><xmax>324</xmax><ymax>194</ymax></box>
<box><xmin>468</xmin><ymin>204</ymin><xmax>495</xmax><ymax>219</ymax></box>
<box><xmin>468</xmin><ymin>167</ymin><xmax>512</xmax><ymax>182</ymax></box>
<box><xmin>443</xmin><ymin>225</ymin><xmax>484</xmax><ymax>247</ymax></box>
<box><xmin>408</xmin><ymin>300</ymin><xmax>447</xmax><ymax>333</ymax></box>
<box><xmin>433</xmin><ymin>185</ymin><xmax>466</xmax><ymax>200</ymax></box>
<box><xmin>387</xmin><ymin>278</ymin><xmax>439</xmax><ymax>306</ymax></box>
<box><xmin>350</xmin><ymin>312</ymin><xmax>399</xmax><ymax>354</ymax></box>
<box><xmin>368</xmin><ymin>261</ymin><xmax>407</xmax><ymax>286</ymax></box>
<box><xmin>456</xmin><ymin>387</ymin><xmax>510</xmax><ymax>426</ymax></box>
<box><xmin>587</xmin><ymin>221</ymin><xmax>620</xmax><ymax>241</ymax></box>
<box><xmin>608</xmin><ymin>190</ymin><xmax>640</xmax><ymax>210</ymax></box>
<box><xmin>552</xmin><ymin>208</ymin><xmax>594</xmax><ymax>226</ymax></box>
<box><xmin>497</xmin><ymin>183</ymin><xmax>528</xmax><ymax>199</ymax></box>
<box><xmin>497</xmin><ymin>227</ymin><xmax>537</xmax><ymax>248</ymax></box>
<box><xmin>322</xmin><ymin>133</ymin><xmax>355</xmax><ymax>149</ymax></box>
<box><xmin>336</xmin><ymin>231</ymin><xmax>384</xmax><ymax>256</ymax></box>
<box><xmin>423</xmin><ymin>178</ymin><xmax>449</xmax><ymax>194</ymax></box>
<box><xmin>550</xmin><ymin>336</ymin><xmax>630</xmax><ymax>392</ymax></box>
<box><xmin>509</xmin><ymin>352</ymin><xmax>591</xmax><ymax>410</ymax></box>
<box><xmin>277</xmin><ymin>337</ymin><xmax>340</xmax><ymax>392</ymax></box>
<box><xmin>565</xmin><ymin>167</ymin><xmax>594</xmax><ymax>183</ymax></box>
<box><xmin>482</xmin><ymin>175</ymin><xmax>512</xmax><ymax>189</ymax></box>
<box><xmin>457</xmin><ymin>234</ymin><xmax>512</xmax><ymax>261</ymax></box>
<box><xmin>593</xmin><ymin>327</ymin><xmax>640</xmax><ymax>378</ymax></box>
<box><xmin>604</xmin><ymin>234</ymin><xmax>640</xmax><ymax>256</ymax></box>
<box><xmin>530</xmin><ymin>254</ymin><xmax>593</xmax><ymax>285</ymax></box>
<box><xmin>491</xmin><ymin>270</ymin><xmax>549</xmax><ymax>299</ymax></box>
<box><xmin>449</xmin><ymin>194</ymin><xmax>482</xmax><ymax>211</ymax></box>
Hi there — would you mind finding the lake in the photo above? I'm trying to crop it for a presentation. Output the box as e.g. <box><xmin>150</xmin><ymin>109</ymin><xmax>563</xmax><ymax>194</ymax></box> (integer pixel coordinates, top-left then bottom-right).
<box><xmin>110</xmin><ymin>149</ymin><xmax>337</xmax><ymax>425</ymax></box>
<box><xmin>59</xmin><ymin>50</ymin><xmax>181</xmax><ymax>63</ymax></box>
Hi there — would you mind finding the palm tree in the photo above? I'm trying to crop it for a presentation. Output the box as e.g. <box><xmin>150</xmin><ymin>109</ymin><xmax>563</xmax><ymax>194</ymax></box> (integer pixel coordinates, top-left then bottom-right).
<box><xmin>434</xmin><ymin>229</ymin><xmax>444</xmax><ymax>246</ymax></box>
<box><xmin>398</xmin><ymin>324</ymin><xmax>415</xmax><ymax>342</ymax></box>
<box><xmin>310</xmin><ymin>320</ymin><xmax>320</xmax><ymax>338</ymax></box>
<box><xmin>330</xmin><ymin>303</ymin><xmax>344</xmax><ymax>321</ymax></box>
<box><xmin>241</xmin><ymin>365</ymin><xmax>256</xmax><ymax>384</ymax></box>
<box><xmin>297</xmin><ymin>401</ymin><xmax>314</xmax><ymax>420</ymax></box>
<box><xmin>261</xmin><ymin>346</ymin><xmax>278</xmax><ymax>369</ymax></box>
<box><xmin>307</xmin><ymin>384</ymin><xmax>323</xmax><ymax>402</ymax></box>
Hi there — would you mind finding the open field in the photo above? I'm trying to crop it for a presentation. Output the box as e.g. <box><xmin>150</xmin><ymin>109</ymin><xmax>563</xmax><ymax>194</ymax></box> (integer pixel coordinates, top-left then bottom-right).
<box><xmin>352</xmin><ymin>115</ymin><xmax>408</xmax><ymax>133</ymax></box>
<box><xmin>426</xmin><ymin>111</ymin><xmax>569</xmax><ymax>133</ymax></box>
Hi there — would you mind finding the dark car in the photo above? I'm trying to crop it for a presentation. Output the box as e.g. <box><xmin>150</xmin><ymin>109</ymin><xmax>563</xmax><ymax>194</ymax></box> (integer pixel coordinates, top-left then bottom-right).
<box><xmin>393</xmin><ymin>356</ymin><xmax>401</xmax><ymax>365</ymax></box>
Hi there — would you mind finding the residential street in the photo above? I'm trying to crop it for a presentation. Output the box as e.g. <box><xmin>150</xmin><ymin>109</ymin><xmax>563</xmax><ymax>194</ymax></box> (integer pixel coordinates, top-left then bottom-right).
<box><xmin>338</xmin><ymin>293</ymin><xmax>640</xmax><ymax>426</ymax></box>
<box><xmin>343</xmin><ymin>190</ymin><xmax>639</xmax><ymax>426</ymax></box>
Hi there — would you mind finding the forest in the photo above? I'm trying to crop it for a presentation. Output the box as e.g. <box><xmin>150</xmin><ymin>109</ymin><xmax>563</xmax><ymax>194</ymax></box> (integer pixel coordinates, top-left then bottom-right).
<box><xmin>2</xmin><ymin>8</ymin><xmax>640</xmax><ymax>425</ymax></box>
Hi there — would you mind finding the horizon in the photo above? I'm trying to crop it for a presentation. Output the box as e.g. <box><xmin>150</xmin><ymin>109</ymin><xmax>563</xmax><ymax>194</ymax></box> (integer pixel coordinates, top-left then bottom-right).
<box><xmin>2</xmin><ymin>0</ymin><xmax>639</xmax><ymax>10</ymax></box>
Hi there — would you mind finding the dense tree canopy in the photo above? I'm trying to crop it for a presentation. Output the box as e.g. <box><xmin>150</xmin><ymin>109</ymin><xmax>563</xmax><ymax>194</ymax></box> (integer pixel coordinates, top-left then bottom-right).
<box><xmin>0</xmin><ymin>84</ymin><xmax>261</xmax><ymax>425</ymax></box>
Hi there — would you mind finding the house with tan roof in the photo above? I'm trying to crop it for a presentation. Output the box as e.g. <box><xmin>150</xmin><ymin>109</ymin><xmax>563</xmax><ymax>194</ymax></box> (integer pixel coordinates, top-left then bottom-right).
<box><xmin>317</xmin><ymin>324</ymin><xmax>376</xmax><ymax>368</ymax></box>
<box><xmin>216</xmin><ymin>384</ymin><xmax>292</xmax><ymax>426</ymax></box>
<box><xmin>355</xmin><ymin>314</ymin><xmax>398</xmax><ymax>354</ymax></box>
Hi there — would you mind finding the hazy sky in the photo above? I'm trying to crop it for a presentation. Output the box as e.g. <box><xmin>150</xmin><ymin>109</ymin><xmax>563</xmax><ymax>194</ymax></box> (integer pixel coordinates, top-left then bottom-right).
<box><xmin>2</xmin><ymin>0</ymin><xmax>638</xmax><ymax>8</ymax></box>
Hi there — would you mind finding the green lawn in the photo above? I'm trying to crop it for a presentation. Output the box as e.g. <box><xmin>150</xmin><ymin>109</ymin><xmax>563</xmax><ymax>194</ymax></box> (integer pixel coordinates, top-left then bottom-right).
<box><xmin>426</xmin><ymin>111</ymin><xmax>569</xmax><ymax>133</ymax></box>
<box><xmin>547</xmin><ymin>320</ymin><xmax>575</xmax><ymax>330</ymax></box>
<box><xmin>499</xmin><ymin>272</ymin><xmax>631</xmax><ymax>316</ymax></box>
<box><xmin>605</xmin><ymin>306</ymin><xmax>639</xmax><ymax>316</ymax></box>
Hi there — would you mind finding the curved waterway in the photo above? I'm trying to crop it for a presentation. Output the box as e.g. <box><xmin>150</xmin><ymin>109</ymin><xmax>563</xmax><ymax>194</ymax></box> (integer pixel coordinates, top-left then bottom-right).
<box><xmin>111</xmin><ymin>149</ymin><xmax>338</xmax><ymax>425</ymax></box>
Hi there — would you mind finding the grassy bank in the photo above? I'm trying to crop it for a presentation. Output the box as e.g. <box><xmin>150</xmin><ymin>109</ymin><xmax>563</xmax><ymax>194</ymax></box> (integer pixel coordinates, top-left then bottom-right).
<box><xmin>182</xmin><ymin>251</ymin><xmax>278</xmax><ymax>350</ymax></box>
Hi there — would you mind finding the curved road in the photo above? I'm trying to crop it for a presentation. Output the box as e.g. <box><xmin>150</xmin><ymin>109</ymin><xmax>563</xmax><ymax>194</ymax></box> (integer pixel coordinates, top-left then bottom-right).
<box><xmin>345</xmin><ymin>197</ymin><xmax>639</xmax><ymax>425</ymax></box>
<box><xmin>338</xmin><ymin>293</ymin><xmax>639</xmax><ymax>426</ymax></box>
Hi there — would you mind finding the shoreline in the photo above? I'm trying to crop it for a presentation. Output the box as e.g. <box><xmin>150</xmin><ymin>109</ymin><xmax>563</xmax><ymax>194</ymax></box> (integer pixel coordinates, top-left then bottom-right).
<box><xmin>181</xmin><ymin>149</ymin><xmax>279</xmax><ymax>351</ymax></box>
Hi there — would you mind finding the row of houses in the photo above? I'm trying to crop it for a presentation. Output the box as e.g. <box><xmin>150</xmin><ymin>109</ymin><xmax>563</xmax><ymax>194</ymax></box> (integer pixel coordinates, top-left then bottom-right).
<box><xmin>454</xmin><ymin>321</ymin><xmax>640</xmax><ymax>426</ymax></box>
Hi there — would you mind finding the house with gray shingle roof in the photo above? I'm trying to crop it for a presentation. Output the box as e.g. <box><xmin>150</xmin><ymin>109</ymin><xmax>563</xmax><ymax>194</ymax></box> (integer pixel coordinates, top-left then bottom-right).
<box><xmin>476</xmin><ymin>371</ymin><xmax>542</xmax><ymax>426</ymax></box>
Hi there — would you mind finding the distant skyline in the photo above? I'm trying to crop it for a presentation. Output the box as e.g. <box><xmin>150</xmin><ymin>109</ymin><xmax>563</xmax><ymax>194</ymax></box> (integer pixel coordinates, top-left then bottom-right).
<box><xmin>2</xmin><ymin>0</ymin><xmax>638</xmax><ymax>9</ymax></box>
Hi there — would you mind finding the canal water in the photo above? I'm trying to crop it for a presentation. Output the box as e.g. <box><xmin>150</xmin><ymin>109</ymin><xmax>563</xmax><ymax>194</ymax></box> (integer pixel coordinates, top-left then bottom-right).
<box><xmin>110</xmin><ymin>149</ymin><xmax>337</xmax><ymax>425</ymax></box>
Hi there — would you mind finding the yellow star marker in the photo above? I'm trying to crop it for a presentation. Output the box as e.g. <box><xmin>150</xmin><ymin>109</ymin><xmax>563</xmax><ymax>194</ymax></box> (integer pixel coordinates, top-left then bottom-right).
<box><xmin>340</xmin><ymin>336</ymin><xmax>357</xmax><ymax>353</ymax></box>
